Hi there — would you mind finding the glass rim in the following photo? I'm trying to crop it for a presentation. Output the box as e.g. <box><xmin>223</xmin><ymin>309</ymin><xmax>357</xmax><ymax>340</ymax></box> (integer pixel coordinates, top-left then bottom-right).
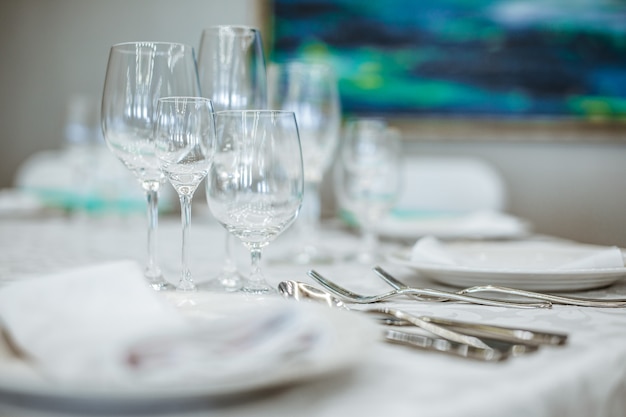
<box><xmin>214</xmin><ymin>110</ymin><xmax>296</xmax><ymax>117</ymax></box>
<box><xmin>157</xmin><ymin>96</ymin><xmax>214</xmax><ymax>103</ymax></box>
<box><xmin>111</xmin><ymin>41</ymin><xmax>194</xmax><ymax>50</ymax></box>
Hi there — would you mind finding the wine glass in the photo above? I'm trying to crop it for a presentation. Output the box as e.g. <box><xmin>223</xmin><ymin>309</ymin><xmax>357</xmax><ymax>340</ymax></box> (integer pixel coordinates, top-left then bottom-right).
<box><xmin>154</xmin><ymin>97</ymin><xmax>216</xmax><ymax>291</ymax></box>
<box><xmin>196</xmin><ymin>25</ymin><xmax>267</xmax><ymax>292</ymax></box>
<box><xmin>267</xmin><ymin>61</ymin><xmax>341</xmax><ymax>264</ymax></box>
<box><xmin>101</xmin><ymin>42</ymin><xmax>201</xmax><ymax>290</ymax></box>
<box><xmin>334</xmin><ymin>118</ymin><xmax>402</xmax><ymax>264</ymax></box>
<box><xmin>206</xmin><ymin>110</ymin><xmax>304</xmax><ymax>294</ymax></box>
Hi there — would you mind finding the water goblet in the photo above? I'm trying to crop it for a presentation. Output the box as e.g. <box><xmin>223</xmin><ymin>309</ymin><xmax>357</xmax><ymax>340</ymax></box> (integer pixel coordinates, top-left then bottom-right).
<box><xmin>334</xmin><ymin>118</ymin><xmax>402</xmax><ymax>264</ymax></box>
<box><xmin>206</xmin><ymin>110</ymin><xmax>304</xmax><ymax>294</ymax></box>
<box><xmin>196</xmin><ymin>25</ymin><xmax>268</xmax><ymax>292</ymax></box>
<box><xmin>101</xmin><ymin>42</ymin><xmax>201</xmax><ymax>290</ymax></box>
<box><xmin>267</xmin><ymin>61</ymin><xmax>341</xmax><ymax>265</ymax></box>
<box><xmin>154</xmin><ymin>97</ymin><xmax>216</xmax><ymax>291</ymax></box>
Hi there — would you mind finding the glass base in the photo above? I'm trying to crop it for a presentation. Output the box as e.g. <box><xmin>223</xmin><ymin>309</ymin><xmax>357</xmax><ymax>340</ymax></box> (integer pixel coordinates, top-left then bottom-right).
<box><xmin>144</xmin><ymin>268</ymin><xmax>175</xmax><ymax>291</ymax></box>
<box><xmin>146</xmin><ymin>278</ymin><xmax>175</xmax><ymax>291</ymax></box>
<box><xmin>197</xmin><ymin>270</ymin><xmax>244</xmax><ymax>292</ymax></box>
<box><xmin>241</xmin><ymin>280</ymin><xmax>276</xmax><ymax>295</ymax></box>
<box><xmin>176</xmin><ymin>278</ymin><xmax>197</xmax><ymax>292</ymax></box>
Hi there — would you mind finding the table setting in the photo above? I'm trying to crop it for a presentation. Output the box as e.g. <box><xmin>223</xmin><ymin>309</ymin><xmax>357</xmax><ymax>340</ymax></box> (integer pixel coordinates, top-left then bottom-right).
<box><xmin>1</xmin><ymin>24</ymin><xmax>626</xmax><ymax>417</ymax></box>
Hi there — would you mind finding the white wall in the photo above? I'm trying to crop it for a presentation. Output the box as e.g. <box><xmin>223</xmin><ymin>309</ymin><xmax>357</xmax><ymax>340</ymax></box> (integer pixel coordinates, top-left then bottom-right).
<box><xmin>0</xmin><ymin>0</ymin><xmax>260</xmax><ymax>189</ymax></box>
<box><xmin>402</xmin><ymin>140</ymin><xmax>626</xmax><ymax>247</ymax></box>
<box><xmin>1</xmin><ymin>0</ymin><xmax>625</xmax><ymax>247</ymax></box>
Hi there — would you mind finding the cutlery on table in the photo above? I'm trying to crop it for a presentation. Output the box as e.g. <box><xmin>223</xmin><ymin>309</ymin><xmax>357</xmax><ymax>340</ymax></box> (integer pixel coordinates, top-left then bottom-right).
<box><xmin>277</xmin><ymin>280</ymin><xmax>508</xmax><ymax>361</ymax></box>
<box><xmin>307</xmin><ymin>270</ymin><xmax>552</xmax><ymax>309</ymax></box>
<box><xmin>278</xmin><ymin>280</ymin><xmax>491</xmax><ymax>349</ymax></box>
<box><xmin>374</xmin><ymin>266</ymin><xmax>626</xmax><ymax>308</ymax></box>
<box><xmin>302</xmin><ymin>273</ymin><xmax>567</xmax><ymax>347</ymax></box>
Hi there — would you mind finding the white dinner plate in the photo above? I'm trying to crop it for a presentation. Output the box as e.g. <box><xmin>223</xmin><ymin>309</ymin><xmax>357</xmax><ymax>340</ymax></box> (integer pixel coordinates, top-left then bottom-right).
<box><xmin>388</xmin><ymin>241</ymin><xmax>626</xmax><ymax>292</ymax></box>
<box><xmin>0</xmin><ymin>292</ymin><xmax>377</xmax><ymax>407</ymax></box>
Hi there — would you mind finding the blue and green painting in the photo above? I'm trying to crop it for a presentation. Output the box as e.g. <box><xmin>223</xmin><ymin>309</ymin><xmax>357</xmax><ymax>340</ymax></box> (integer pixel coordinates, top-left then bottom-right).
<box><xmin>271</xmin><ymin>0</ymin><xmax>626</xmax><ymax>121</ymax></box>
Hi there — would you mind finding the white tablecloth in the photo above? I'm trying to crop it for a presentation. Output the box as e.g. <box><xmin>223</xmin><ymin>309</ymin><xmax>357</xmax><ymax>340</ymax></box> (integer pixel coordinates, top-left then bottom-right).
<box><xmin>1</xmin><ymin>212</ymin><xmax>625</xmax><ymax>417</ymax></box>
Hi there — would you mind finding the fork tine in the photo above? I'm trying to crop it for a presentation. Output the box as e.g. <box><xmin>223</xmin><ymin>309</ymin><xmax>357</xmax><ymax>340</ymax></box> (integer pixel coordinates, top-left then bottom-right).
<box><xmin>373</xmin><ymin>266</ymin><xmax>406</xmax><ymax>290</ymax></box>
<box><xmin>373</xmin><ymin>266</ymin><xmax>449</xmax><ymax>302</ymax></box>
<box><xmin>307</xmin><ymin>270</ymin><xmax>374</xmax><ymax>301</ymax></box>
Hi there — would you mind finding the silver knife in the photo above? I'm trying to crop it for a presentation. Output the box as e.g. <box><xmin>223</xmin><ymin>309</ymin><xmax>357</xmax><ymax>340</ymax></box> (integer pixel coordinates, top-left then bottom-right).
<box><xmin>383</xmin><ymin>329</ymin><xmax>508</xmax><ymax>362</ymax></box>
<box><xmin>419</xmin><ymin>316</ymin><xmax>567</xmax><ymax>346</ymax></box>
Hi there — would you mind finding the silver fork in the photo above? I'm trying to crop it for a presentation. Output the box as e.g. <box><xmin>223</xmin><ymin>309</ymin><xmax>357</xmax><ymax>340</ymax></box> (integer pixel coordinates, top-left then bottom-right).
<box><xmin>278</xmin><ymin>280</ymin><xmax>492</xmax><ymax>350</ymax></box>
<box><xmin>373</xmin><ymin>266</ymin><xmax>626</xmax><ymax>308</ymax></box>
<box><xmin>307</xmin><ymin>270</ymin><xmax>552</xmax><ymax>309</ymax></box>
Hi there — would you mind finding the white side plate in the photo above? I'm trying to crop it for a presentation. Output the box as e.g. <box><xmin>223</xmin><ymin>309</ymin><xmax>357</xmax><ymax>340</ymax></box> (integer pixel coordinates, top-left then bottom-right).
<box><xmin>388</xmin><ymin>242</ymin><xmax>626</xmax><ymax>291</ymax></box>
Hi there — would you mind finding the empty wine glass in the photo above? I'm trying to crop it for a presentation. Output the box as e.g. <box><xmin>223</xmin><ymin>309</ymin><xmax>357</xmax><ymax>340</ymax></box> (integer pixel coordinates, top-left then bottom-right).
<box><xmin>334</xmin><ymin>118</ymin><xmax>402</xmax><ymax>264</ymax></box>
<box><xmin>154</xmin><ymin>97</ymin><xmax>216</xmax><ymax>291</ymax></box>
<box><xmin>267</xmin><ymin>61</ymin><xmax>341</xmax><ymax>265</ymax></box>
<box><xmin>196</xmin><ymin>25</ymin><xmax>267</xmax><ymax>292</ymax></box>
<box><xmin>206</xmin><ymin>110</ymin><xmax>304</xmax><ymax>294</ymax></box>
<box><xmin>101</xmin><ymin>42</ymin><xmax>201</xmax><ymax>290</ymax></box>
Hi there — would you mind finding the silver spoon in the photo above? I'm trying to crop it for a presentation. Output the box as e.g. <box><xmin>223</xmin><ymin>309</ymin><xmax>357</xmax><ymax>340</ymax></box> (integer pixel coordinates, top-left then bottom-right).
<box><xmin>307</xmin><ymin>270</ymin><xmax>552</xmax><ymax>309</ymax></box>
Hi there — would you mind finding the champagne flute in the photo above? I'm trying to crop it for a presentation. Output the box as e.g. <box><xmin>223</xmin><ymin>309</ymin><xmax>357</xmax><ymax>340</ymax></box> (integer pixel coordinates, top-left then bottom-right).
<box><xmin>101</xmin><ymin>42</ymin><xmax>201</xmax><ymax>290</ymax></box>
<box><xmin>267</xmin><ymin>61</ymin><xmax>341</xmax><ymax>264</ymax></box>
<box><xmin>196</xmin><ymin>25</ymin><xmax>267</xmax><ymax>292</ymax></box>
<box><xmin>334</xmin><ymin>118</ymin><xmax>402</xmax><ymax>264</ymax></box>
<box><xmin>207</xmin><ymin>110</ymin><xmax>304</xmax><ymax>294</ymax></box>
<box><xmin>154</xmin><ymin>97</ymin><xmax>216</xmax><ymax>291</ymax></box>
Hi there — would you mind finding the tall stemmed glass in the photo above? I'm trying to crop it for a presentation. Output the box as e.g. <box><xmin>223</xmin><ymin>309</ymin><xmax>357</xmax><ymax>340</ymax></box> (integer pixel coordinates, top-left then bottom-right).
<box><xmin>207</xmin><ymin>110</ymin><xmax>304</xmax><ymax>294</ymax></box>
<box><xmin>196</xmin><ymin>25</ymin><xmax>267</xmax><ymax>292</ymax></box>
<box><xmin>334</xmin><ymin>118</ymin><xmax>402</xmax><ymax>264</ymax></box>
<box><xmin>154</xmin><ymin>97</ymin><xmax>216</xmax><ymax>291</ymax></box>
<box><xmin>101</xmin><ymin>42</ymin><xmax>201</xmax><ymax>290</ymax></box>
<box><xmin>267</xmin><ymin>62</ymin><xmax>341</xmax><ymax>264</ymax></box>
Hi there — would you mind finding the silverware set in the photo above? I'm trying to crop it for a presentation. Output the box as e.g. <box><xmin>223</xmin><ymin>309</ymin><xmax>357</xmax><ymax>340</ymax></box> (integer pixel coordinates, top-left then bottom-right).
<box><xmin>278</xmin><ymin>278</ymin><xmax>566</xmax><ymax>361</ymax></box>
<box><xmin>277</xmin><ymin>265</ymin><xmax>626</xmax><ymax>362</ymax></box>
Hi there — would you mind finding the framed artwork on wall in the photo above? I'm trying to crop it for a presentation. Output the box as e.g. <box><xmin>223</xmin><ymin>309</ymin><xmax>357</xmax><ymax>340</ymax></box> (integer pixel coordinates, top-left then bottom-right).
<box><xmin>269</xmin><ymin>0</ymin><xmax>626</xmax><ymax>140</ymax></box>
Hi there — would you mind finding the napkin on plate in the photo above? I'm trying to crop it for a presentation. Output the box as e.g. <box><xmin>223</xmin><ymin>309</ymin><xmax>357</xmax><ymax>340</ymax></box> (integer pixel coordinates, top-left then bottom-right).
<box><xmin>411</xmin><ymin>236</ymin><xmax>625</xmax><ymax>270</ymax></box>
<box><xmin>0</xmin><ymin>261</ymin><xmax>335</xmax><ymax>389</ymax></box>
<box><xmin>0</xmin><ymin>261</ymin><xmax>189</xmax><ymax>385</ymax></box>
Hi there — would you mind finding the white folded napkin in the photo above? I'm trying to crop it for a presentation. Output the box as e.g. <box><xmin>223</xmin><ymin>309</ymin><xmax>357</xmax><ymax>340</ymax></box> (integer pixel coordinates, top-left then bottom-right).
<box><xmin>411</xmin><ymin>236</ymin><xmax>625</xmax><ymax>270</ymax></box>
<box><xmin>0</xmin><ymin>261</ymin><xmax>189</xmax><ymax>386</ymax></box>
<box><xmin>0</xmin><ymin>261</ymin><xmax>335</xmax><ymax>389</ymax></box>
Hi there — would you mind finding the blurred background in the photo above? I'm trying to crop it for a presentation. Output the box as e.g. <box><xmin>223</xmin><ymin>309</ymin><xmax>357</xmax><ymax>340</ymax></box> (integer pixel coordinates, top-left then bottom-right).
<box><xmin>0</xmin><ymin>0</ymin><xmax>625</xmax><ymax>246</ymax></box>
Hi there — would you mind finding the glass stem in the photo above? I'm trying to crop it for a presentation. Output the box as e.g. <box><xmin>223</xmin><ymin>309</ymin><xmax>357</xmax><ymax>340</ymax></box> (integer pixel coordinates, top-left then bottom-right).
<box><xmin>249</xmin><ymin>247</ymin><xmax>263</xmax><ymax>284</ymax></box>
<box><xmin>178</xmin><ymin>193</ymin><xmax>194</xmax><ymax>291</ymax></box>
<box><xmin>144</xmin><ymin>183</ymin><xmax>162</xmax><ymax>281</ymax></box>
<box><xmin>223</xmin><ymin>232</ymin><xmax>237</xmax><ymax>273</ymax></box>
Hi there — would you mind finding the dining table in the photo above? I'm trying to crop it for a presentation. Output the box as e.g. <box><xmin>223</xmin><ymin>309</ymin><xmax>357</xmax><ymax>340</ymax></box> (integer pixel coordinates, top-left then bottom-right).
<box><xmin>1</xmin><ymin>205</ymin><xmax>626</xmax><ymax>417</ymax></box>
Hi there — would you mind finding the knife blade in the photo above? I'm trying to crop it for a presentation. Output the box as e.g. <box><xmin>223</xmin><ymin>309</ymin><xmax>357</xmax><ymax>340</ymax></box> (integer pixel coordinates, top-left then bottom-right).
<box><xmin>382</xmin><ymin>329</ymin><xmax>508</xmax><ymax>362</ymax></box>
